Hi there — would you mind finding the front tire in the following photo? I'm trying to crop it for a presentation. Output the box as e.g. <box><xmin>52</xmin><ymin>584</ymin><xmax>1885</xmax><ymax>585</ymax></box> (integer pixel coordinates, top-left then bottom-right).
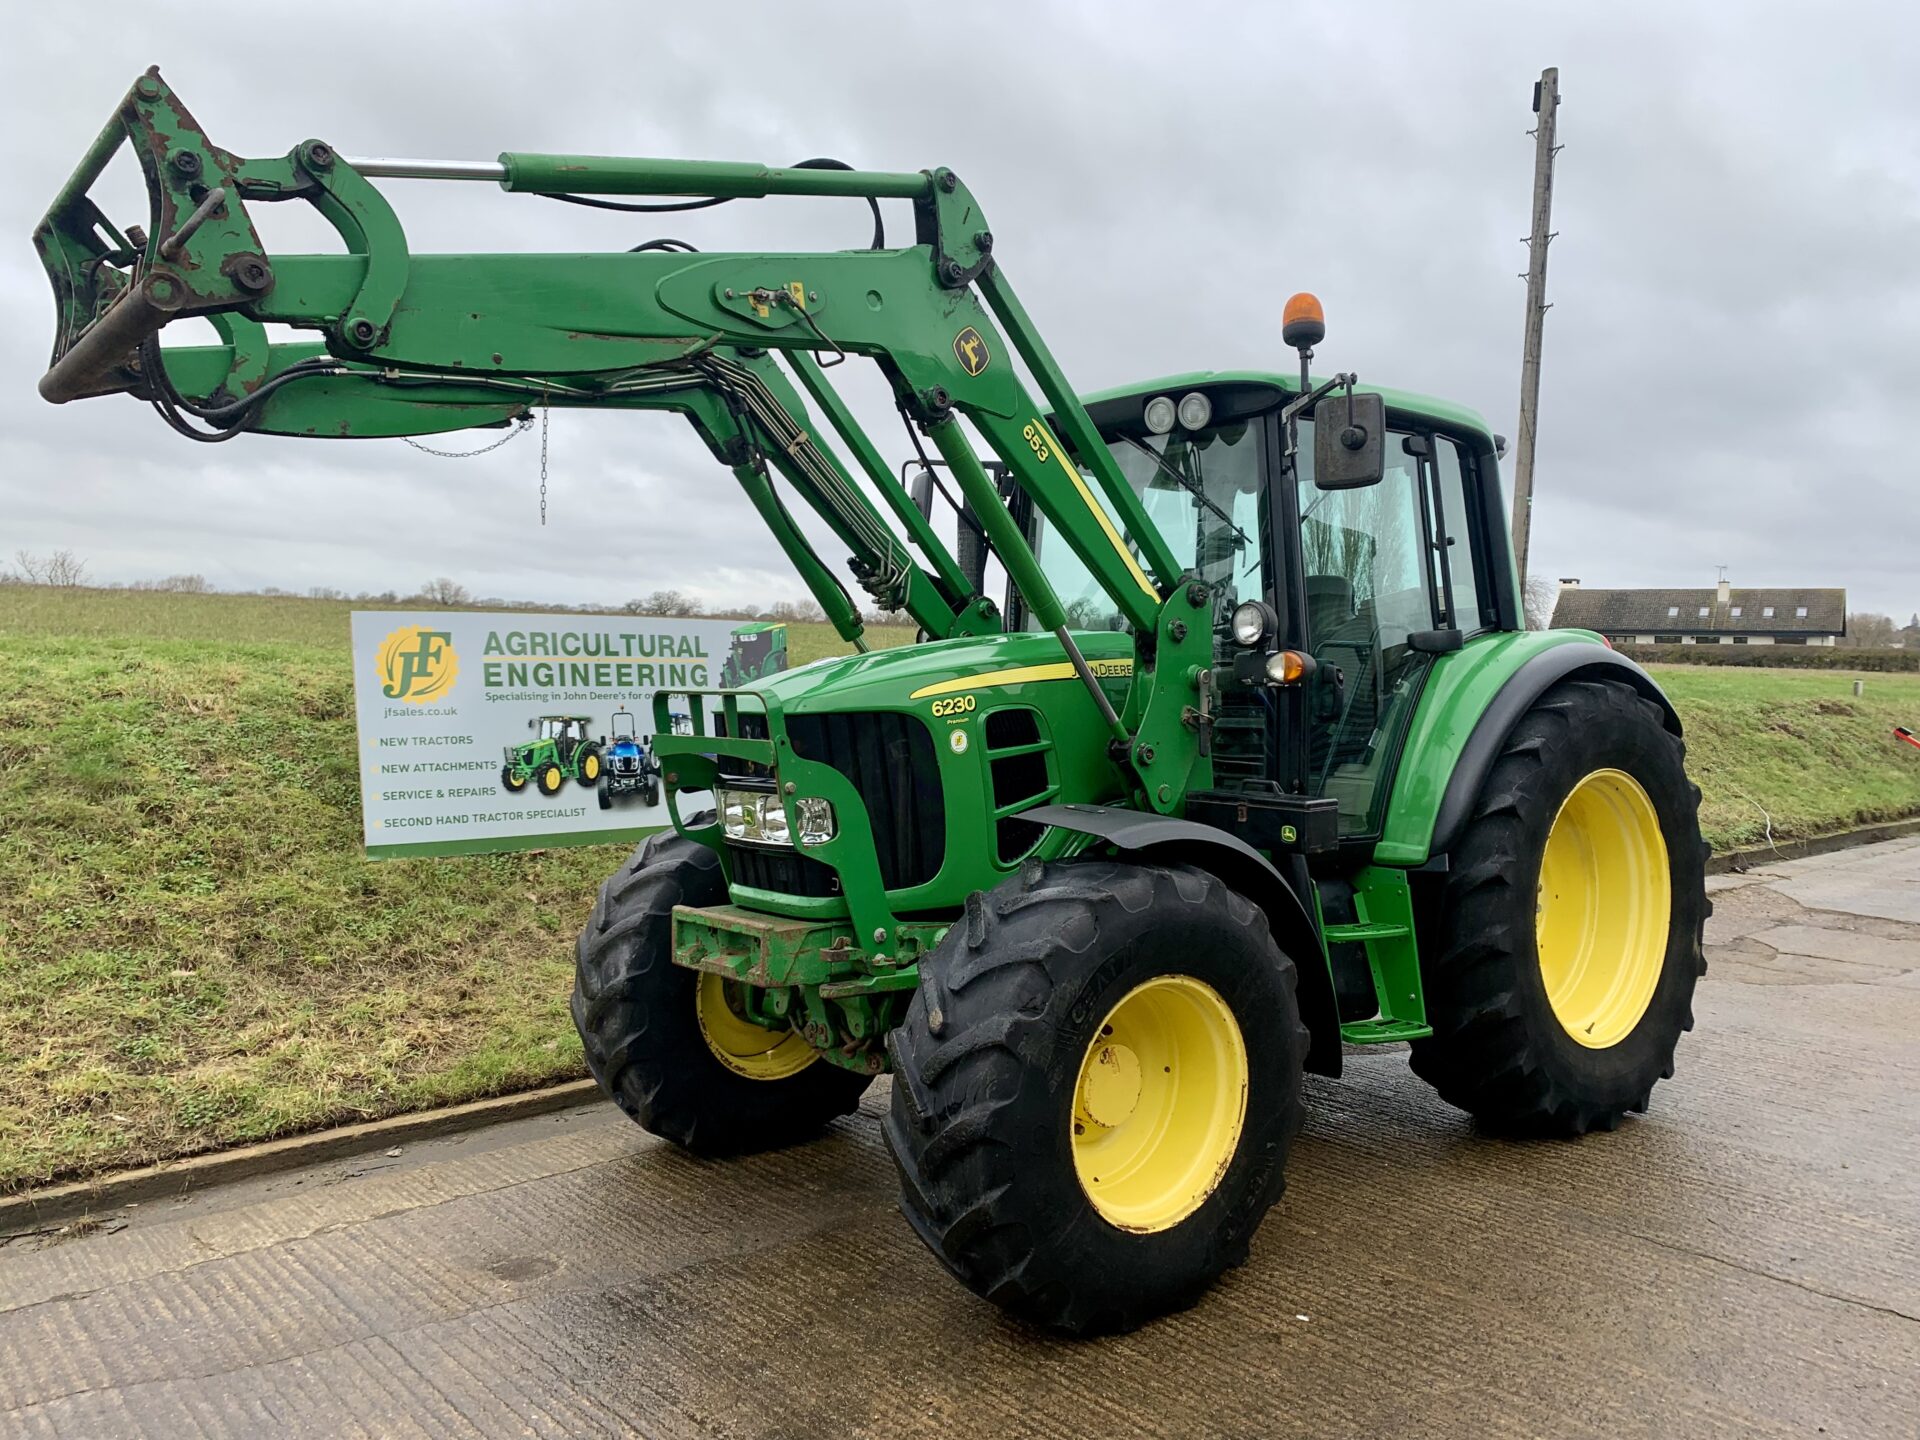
<box><xmin>884</xmin><ymin>859</ymin><xmax>1306</xmax><ymax>1335</ymax></box>
<box><xmin>1409</xmin><ymin>679</ymin><xmax>1708</xmax><ymax>1135</ymax></box>
<box><xmin>571</xmin><ymin>824</ymin><xmax>870</xmax><ymax>1154</ymax></box>
<box><xmin>501</xmin><ymin>765</ymin><xmax>527</xmax><ymax>794</ymax></box>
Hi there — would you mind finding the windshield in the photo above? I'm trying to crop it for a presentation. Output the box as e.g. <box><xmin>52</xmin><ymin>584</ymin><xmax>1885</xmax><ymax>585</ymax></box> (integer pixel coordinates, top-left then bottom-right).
<box><xmin>1027</xmin><ymin>420</ymin><xmax>1266</xmax><ymax>632</ymax></box>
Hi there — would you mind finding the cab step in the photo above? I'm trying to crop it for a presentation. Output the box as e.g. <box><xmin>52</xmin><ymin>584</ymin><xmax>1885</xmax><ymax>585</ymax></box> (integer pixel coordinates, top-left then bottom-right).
<box><xmin>1325</xmin><ymin>870</ymin><xmax>1433</xmax><ymax>1043</ymax></box>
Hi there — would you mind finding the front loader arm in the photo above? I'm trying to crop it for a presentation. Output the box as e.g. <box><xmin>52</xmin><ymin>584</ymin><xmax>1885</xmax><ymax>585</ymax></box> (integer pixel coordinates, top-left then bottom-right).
<box><xmin>35</xmin><ymin>68</ymin><xmax>1217</xmax><ymax>810</ymax></box>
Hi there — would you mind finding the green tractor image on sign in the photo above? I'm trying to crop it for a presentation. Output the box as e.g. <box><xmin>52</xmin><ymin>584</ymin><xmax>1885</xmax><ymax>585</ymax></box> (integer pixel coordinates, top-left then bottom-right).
<box><xmin>38</xmin><ymin>75</ymin><xmax>1711</xmax><ymax>1338</ymax></box>
<box><xmin>718</xmin><ymin>622</ymin><xmax>787</xmax><ymax>688</ymax></box>
<box><xmin>501</xmin><ymin>716</ymin><xmax>600</xmax><ymax>797</ymax></box>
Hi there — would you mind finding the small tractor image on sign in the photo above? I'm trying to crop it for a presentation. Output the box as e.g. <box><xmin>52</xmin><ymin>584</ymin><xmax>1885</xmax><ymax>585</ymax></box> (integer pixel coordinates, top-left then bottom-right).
<box><xmin>40</xmin><ymin>73</ymin><xmax>1711</xmax><ymax>1337</ymax></box>
<box><xmin>501</xmin><ymin>716</ymin><xmax>600</xmax><ymax>797</ymax></box>
<box><xmin>718</xmin><ymin>622</ymin><xmax>787</xmax><ymax>689</ymax></box>
<box><xmin>596</xmin><ymin>709</ymin><xmax>661</xmax><ymax>810</ymax></box>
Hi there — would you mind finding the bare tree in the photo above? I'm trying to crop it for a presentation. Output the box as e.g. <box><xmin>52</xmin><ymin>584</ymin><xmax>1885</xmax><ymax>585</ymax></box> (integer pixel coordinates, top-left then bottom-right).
<box><xmin>12</xmin><ymin>548</ymin><xmax>90</xmax><ymax>587</ymax></box>
<box><xmin>1843</xmin><ymin>612</ymin><xmax>1897</xmax><ymax>649</ymax></box>
<box><xmin>1523</xmin><ymin>574</ymin><xmax>1562</xmax><ymax>631</ymax></box>
<box><xmin>131</xmin><ymin>574</ymin><xmax>209</xmax><ymax>593</ymax></box>
<box><xmin>308</xmin><ymin>585</ymin><xmax>345</xmax><ymax>601</ymax></box>
<box><xmin>632</xmin><ymin>588</ymin><xmax>701</xmax><ymax>617</ymax></box>
<box><xmin>418</xmin><ymin>577</ymin><xmax>472</xmax><ymax>606</ymax></box>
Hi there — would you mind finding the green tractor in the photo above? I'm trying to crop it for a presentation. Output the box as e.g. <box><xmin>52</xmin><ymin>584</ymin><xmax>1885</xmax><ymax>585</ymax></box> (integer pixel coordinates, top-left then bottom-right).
<box><xmin>501</xmin><ymin>716</ymin><xmax>600</xmax><ymax>797</ymax></box>
<box><xmin>38</xmin><ymin>73</ymin><xmax>1708</xmax><ymax>1336</ymax></box>
<box><xmin>718</xmin><ymin>621</ymin><xmax>788</xmax><ymax>688</ymax></box>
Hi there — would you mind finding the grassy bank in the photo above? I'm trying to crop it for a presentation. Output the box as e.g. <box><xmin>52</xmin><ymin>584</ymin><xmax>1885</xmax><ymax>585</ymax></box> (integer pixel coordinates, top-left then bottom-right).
<box><xmin>0</xmin><ymin>589</ymin><xmax>907</xmax><ymax>1191</ymax></box>
<box><xmin>2</xmin><ymin>590</ymin><xmax>1917</xmax><ymax>1191</ymax></box>
<box><xmin>1649</xmin><ymin>665</ymin><xmax>1920</xmax><ymax>849</ymax></box>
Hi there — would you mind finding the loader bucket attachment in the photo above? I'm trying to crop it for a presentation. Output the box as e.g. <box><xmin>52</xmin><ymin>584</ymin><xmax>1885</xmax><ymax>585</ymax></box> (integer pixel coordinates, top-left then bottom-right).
<box><xmin>34</xmin><ymin>67</ymin><xmax>274</xmax><ymax>404</ymax></box>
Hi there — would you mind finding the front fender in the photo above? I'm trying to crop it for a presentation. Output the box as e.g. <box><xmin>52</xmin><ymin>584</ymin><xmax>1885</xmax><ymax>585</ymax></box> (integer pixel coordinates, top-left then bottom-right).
<box><xmin>1375</xmin><ymin>630</ymin><xmax>1681</xmax><ymax>867</ymax></box>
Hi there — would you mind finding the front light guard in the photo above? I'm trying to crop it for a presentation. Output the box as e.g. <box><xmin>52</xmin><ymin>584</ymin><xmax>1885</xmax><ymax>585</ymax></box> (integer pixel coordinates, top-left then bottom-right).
<box><xmin>652</xmin><ymin>687</ymin><xmax>896</xmax><ymax>947</ymax></box>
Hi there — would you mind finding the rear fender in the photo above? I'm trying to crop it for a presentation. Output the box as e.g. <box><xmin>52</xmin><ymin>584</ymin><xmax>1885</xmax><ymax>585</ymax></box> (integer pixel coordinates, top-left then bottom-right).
<box><xmin>1026</xmin><ymin>803</ymin><xmax>1342</xmax><ymax>1077</ymax></box>
<box><xmin>1376</xmin><ymin>632</ymin><xmax>1681</xmax><ymax>868</ymax></box>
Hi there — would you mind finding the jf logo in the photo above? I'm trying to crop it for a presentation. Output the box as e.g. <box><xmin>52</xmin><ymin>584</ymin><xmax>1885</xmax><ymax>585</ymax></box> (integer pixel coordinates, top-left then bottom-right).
<box><xmin>377</xmin><ymin>626</ymin><xmax>459</xmax><ymax>704</ymax></box>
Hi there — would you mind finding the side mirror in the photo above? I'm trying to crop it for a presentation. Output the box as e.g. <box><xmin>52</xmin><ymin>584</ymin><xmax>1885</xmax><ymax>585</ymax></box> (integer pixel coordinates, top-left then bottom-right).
<box><xmin>909</xmin><ymin>468</ymin><xmax>936</xmax><ymax>521</ymax></box>
<box><xmin>1313</xmin><ymin>392</ymin><xmax>1386</xmax><ymax>490</ymax></box>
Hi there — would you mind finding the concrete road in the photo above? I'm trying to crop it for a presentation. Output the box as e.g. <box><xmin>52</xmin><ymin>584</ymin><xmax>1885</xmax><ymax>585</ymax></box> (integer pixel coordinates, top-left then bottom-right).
<box><xmin>5</xmin><ymin>839</ymin><xmax>1918</xmax><ymax>1439</ymax></box>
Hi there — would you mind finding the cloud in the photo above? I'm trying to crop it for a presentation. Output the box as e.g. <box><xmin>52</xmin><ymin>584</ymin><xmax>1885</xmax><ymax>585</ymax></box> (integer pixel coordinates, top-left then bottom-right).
<box><xmin>4</xmin><ymin>0</ymin><xmax>1915</xmax><ymax>618</ymax></box>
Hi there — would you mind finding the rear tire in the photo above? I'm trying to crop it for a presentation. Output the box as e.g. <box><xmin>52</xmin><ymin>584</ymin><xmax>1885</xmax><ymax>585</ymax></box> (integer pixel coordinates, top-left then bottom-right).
<box><xmin>572</xmin><ymin>823</ymin><xmax>870</xmax><ymax>1155</ymax></box>
<box><xmin>884</xmin><ymin>859</ymin><xmax>1306</xmax><ymax>1335</ymax></box>
<box><xmin>536</xmin><ymin>763</ymin><xmax>564</xmax><ymax>796</ymax></box>
<box><xmin>597</xmin><ymin>786</ymin><xmax>613</xmax><ymax>810</ymax></box>
<box><xmin>577</xmin><ymin>745</ymin><xmax>602</xmax><ymax>785</ymax></box>
<box><xmin>1409</xmin><ymin>679</ymin><xmax>1708</xmax><ymax>1136</ymax></box>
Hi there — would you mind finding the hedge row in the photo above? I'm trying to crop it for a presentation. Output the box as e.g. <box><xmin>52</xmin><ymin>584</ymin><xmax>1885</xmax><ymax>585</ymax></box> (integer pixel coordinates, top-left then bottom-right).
<box><xmin>1616</xmin><ymin>644</ymin><xmax>1920</xmax><ymax>672</ymax></box>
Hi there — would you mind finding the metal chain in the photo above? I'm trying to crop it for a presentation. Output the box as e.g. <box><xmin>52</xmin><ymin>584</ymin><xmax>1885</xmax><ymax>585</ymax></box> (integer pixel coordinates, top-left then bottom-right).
<box><xmin>399</xmin><ymin>413</ymin><xmax>534</xmax><ymax>458</ymax></box>
<box><xmin>538</xmin><ymin>394</ymin><xmax>549</xmax><ymax>526</ymax></box>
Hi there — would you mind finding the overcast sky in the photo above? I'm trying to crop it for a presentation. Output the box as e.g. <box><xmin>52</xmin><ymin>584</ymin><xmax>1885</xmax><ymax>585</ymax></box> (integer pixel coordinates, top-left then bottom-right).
<box><xmin>4</xmin><ymin>1</ymin><xmax>1917</xmax><ymax>620</ymax></box>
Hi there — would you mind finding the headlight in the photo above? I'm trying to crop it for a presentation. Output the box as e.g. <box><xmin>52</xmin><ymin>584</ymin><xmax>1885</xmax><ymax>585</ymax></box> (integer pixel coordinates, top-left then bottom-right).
<box><xmin>1143</xmin><ymin>395</ymin><xmax>1177</xmax><ymax>434</ymax></box>
<box><xmin>722</xmin><ymin>790</ymin><xmax>753</xmax><ymax>840</ymax></box>
<box><xmin>1231</xmin><ymin>600</ymin><xmax>1275</xmax><ymax>647</ymax></box>
<box><xmin>1176</xmin><ymin>391</ymin><xmax>1212</xmax><ymax>431</ymax></box>
<box><xmin>717</xmin><ymin>787</ymin><xmax>835</xmax><ymax>848</ymax></box>
<box><xmin>796</xmin><ymin>797</ymin><xmax>836</xmax><ymax>847</ymax></box>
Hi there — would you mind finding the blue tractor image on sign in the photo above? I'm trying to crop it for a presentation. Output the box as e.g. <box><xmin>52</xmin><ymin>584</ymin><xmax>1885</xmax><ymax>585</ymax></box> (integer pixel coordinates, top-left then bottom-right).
<box><xmin>597</xmin><ymin>709</ymin><xmax>661</xmax><ymax>810</ymax></box>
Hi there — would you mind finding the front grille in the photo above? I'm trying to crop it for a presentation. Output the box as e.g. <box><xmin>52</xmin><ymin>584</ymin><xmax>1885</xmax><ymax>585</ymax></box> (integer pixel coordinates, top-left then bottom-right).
<box><xmin>713</xmin><ymin>711</ymin><xmax>774</xmax><ymax>782</ymax></box>
<box><xmin>788</xmin><ymin>711</ymin><xmax>945</xmax><ymax>890</ymax></box>
<box><xmin>611</xmin><ymin>755</ymin><xmax>641</xmax><ymax>775</ymax></box>
<box><xmin>725</xmin><ymin>842</ymin><xmax>840</xmax><ymax>898</ymax></box>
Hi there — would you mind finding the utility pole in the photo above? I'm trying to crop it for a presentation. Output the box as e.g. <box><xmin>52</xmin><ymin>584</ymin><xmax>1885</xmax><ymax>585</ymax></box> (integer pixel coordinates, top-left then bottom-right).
<box><xmin>1510</xmin><ymin>66</ymin><xmax>1560</xmax><ymax>591</ymax></box>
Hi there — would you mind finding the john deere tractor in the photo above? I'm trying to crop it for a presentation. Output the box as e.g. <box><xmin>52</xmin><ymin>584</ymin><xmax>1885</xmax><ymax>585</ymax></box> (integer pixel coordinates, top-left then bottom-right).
<box><xmin>718</xmin><ymin>621</ymin><xmax>788</xmax><ymax>688</ymax></box>
<box><xmin>38</xmin><ymin>72</ymin><xmax>1707</xmax><ymax>1336</ymax></box>
<box><xmin>502</xmin><ymin>716</ymin><xmax>600</xmax><ymax>797</ymax></box>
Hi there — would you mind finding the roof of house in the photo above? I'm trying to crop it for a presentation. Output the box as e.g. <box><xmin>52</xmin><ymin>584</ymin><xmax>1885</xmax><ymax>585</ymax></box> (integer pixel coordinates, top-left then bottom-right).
<box><xmin>1550</xmin><ymin>587</ymin><xmax>1847</xmax><ymax>636</ymax></box>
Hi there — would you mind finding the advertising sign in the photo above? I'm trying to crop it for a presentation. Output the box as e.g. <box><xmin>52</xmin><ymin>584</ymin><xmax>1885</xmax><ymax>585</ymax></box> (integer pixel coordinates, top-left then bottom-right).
<box><xmin>349</xmin><ymin>610</ymin><xmax>789</xmax><ymax>858</ymax></box>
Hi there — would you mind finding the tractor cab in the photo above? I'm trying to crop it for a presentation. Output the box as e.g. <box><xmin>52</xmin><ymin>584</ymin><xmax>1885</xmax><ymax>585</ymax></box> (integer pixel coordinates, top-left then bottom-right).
<box><xmin>534</xmin><ymin>715</ymin><xmax>593</xmax><ymax>757</ymax></box>
<box><xmin>1020</xmin><ymin>367</ymin><xmax>1513</xmax><ymax>849</ymax></box>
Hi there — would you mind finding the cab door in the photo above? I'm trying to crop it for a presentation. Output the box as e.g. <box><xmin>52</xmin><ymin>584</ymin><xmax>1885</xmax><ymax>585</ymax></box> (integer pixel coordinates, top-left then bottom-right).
<box><xmin>1285</xmin><ymin>421</ymin><xmax>1492</xmax><ymax>840</ymax></box>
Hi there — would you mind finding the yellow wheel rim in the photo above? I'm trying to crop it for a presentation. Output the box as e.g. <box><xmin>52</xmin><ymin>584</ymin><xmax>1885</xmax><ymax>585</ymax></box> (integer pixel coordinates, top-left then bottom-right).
<box><xmin>544</xmin><ymin>766</ymin><xmax>562</xmax><ymax>788</ymax></box>
<box><xmin>1070</xmin><ymin>975</ymin><xmax>1248</xmax><ymax>1233</ymax></box>
<box><xmin>582</xmin><ymin>753</ymin><xmax>600</xmax><ymax>781</ymax></box>
<box><xmin>1536</xmin><ymin>768</ymin><xmax>1671</xmax><ymax>1048</ymax></box>
<box><xmin>695</xmin><ymin>972</ymin><xmax>817</xmax><ymax>1080</ymax></box>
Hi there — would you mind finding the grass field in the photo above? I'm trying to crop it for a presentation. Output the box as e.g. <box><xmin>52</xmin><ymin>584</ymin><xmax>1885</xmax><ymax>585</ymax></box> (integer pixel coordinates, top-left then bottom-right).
<box><xmin>1647</xmin><ymin>663</ymin><xmax>1920</xmax><ymax>850</ymax></box>
<box><xmin>3</xmin><ymin>589</ymin><xmax>1917</xmax><ymax>1192</ymax></box>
